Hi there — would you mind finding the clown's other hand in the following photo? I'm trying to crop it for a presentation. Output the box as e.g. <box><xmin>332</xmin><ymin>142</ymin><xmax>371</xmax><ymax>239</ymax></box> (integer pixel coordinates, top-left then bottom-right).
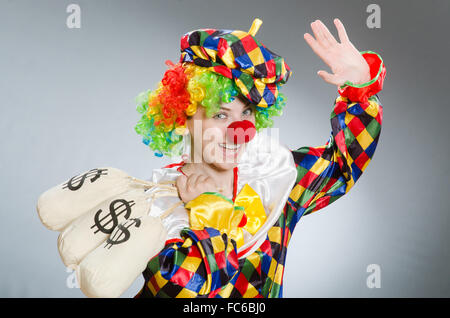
<box><xmin>176</xmin><ymin>173</ymin><xmax>218</xmax><ymax>204</ymax></box>
<box><xmin>304</xmin><ymin>18</ymin><xmax>371</xmax><ymax>87</ymax></box>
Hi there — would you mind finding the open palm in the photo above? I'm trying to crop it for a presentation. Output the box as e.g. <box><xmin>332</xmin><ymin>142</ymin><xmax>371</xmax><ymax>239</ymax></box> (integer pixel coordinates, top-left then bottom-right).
<box><xmin>304</xmin><ymin>19</ymin><xmax>371</xmax><ymax>87</ymax></box>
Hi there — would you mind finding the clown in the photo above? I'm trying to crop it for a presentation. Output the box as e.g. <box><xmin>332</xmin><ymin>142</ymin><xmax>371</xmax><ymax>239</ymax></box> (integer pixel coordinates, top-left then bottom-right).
<box><xmin>133</xmin><ymin>18</ymin><xmax>386</xmax><ymax>298</ymax></box>
<box><xmin>37</xmin><ymin>17</ymin><xmax>386</xmax><ymax>298</ymax></box>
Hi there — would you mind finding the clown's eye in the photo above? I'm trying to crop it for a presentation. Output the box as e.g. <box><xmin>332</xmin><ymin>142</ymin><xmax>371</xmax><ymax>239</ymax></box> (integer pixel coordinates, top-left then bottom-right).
<box><xmin>213</xmin><ymin>113</ymin><xmax>227</xmax><ymax>119</ymax></box>
<box><xmin>242</xmin><ymin>108</ymin><xmax>253</xmax><ymax>116</ymax></box>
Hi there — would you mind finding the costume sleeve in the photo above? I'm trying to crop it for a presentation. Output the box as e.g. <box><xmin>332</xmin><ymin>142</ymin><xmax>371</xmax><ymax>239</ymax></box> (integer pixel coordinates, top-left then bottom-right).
<box><xmin>285</xmin><ymin>51</ymin><xmax>386</xmax><ymax>230</ymax></box>
<box><xmin>137</xmin><ymin>227</ymin><xmax>240</xmax><ymax>298</ymax></box>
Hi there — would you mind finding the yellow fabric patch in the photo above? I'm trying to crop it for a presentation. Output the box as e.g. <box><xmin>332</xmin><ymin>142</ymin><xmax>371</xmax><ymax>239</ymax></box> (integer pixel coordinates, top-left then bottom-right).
<box><xmin>309</xmin><ymin>157</ymin><xmax>331</xmax><ymax>176</ymax></box>
<box><xmin>182</xmin><ymin>255</ymin><xmax>203</xmax><ymax>272</ymax></box>
<box><xmin>365</xmin><ymin>100</ymin><xmax>380</xmax><ymax>117</ymax></box>
<box><xmin>289</xmin><ymin>184</ymin><xmax>305</xmax><ymax>202</ymax></box>
<box><xmin>356</xmin><ymin>129</ymin><xmax>374</xmax><ymax>150</ymax></box>
<box><xmin>185</xmin><ymin>184</ymin><xmax>266</xmax><ymax>249</ymax></box>
<box><xmin>273</xmin><ymin>264</ymin><xmax>284</xmax><ymax>285</ymax></box>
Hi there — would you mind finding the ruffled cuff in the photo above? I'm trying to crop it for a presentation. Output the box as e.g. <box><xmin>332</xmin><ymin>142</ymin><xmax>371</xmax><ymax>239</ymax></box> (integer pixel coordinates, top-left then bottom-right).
<box><xmin>338</xmin><ymin>51</ymin><xmax>386</xmax><ymax>103</ymax></box>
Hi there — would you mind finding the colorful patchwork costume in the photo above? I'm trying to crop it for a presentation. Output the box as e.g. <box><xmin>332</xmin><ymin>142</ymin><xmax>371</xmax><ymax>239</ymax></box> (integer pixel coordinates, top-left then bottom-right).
<box><xmin>134</xmin><ymin>19</ymin><xmax>387</xmax><ymax>298</ymax></box>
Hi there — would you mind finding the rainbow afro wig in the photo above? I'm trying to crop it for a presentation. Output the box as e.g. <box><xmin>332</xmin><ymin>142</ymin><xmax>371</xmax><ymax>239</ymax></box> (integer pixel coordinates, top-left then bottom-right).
<box><xmin>134</xmin><ymin>61</ymin><xmax>287</xmax><ymax>157</ymax></box>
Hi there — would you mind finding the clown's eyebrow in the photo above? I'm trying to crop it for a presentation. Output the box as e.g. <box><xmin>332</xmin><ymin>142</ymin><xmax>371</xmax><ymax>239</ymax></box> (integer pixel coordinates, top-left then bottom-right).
<box><xmin>220</xmin><ymin>99</ymin><xmax>251</xmax><ymax>111</ymax></box>
<box><xmin>220</xmin><ymin>104</ymin><xmax>251</xmax><ymax>112</ymax></box>
<box><xmin>240</xmin><ymin>97</ymin><xmax>251</xmax><ymax>106</ymax></box>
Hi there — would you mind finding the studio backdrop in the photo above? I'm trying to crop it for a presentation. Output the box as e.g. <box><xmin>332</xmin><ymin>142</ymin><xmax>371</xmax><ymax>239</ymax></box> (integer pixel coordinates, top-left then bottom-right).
<box><xmin>1</xmin><ymin>0</ymin><xmax>449</xmax><ymax>297</ymax></box>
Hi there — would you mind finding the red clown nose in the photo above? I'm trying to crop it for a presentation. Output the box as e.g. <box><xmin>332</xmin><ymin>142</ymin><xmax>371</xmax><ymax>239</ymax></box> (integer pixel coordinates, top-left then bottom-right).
<box><xmin>226</xmin><ymin>120</ymin><xmax>256</xmax><ymax>144</ymax></box>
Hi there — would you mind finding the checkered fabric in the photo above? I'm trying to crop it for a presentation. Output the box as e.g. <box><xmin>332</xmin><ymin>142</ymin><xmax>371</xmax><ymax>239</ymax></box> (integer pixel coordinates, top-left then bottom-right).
<box><xmin>135</xmin><ymin>91</ymin><xmax>384</xmax><ymax>298</ymax></box>
<box><xmin>179</xmin><ymin>27</ymin><xmax>291</xmax><ymax>108</ymax></box>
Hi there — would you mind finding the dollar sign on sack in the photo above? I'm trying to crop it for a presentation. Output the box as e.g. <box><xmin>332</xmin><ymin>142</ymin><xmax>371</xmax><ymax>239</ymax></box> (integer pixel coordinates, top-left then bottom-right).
<box><xmin>104</xmin><ymin>218</ymin><xmax>141</xmax><ymax>249</ymax></box>
<box><xmin>62</xmin><ymin>168</ymin><xmax>108</xmax><ymax>191</ymax></box>
<box><xmin>91</xmin><ymin>199</ymin><xmax>135</xmax><ymax>234</ymax></box>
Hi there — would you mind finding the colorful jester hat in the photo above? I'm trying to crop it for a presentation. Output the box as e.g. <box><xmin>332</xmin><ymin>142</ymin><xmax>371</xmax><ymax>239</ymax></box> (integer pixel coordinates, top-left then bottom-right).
<box><xmin>180</xmin><ymin>18</ymin><xmax>292</xmax><ymax>108</ymax></box>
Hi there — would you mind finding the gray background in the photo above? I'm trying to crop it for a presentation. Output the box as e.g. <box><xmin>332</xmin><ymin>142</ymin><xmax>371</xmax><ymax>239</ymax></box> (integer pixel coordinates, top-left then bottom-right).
<box><xmin>1</xmin><ymin>0</ymin><xmax>449</xmax><ymax>297</ymax></box>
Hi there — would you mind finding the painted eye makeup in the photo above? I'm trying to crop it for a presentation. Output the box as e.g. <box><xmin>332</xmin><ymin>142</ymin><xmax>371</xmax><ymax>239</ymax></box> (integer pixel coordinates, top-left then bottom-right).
<box><xmin>213</xmin><ymin>112</ymin><xmax>228</xmax><ymax>119</ymax></box>
<box><xmin>242</xmin><ymin>108</ymin><xmax>253</xmax><ymax>116</ymax></box>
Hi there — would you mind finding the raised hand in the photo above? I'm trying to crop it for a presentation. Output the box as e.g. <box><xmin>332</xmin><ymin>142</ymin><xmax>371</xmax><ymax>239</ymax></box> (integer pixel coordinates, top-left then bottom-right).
<box><xmin>304</xmin><ymin>19</ymin><xmax>371</xmax><ymax>87</ymax></box>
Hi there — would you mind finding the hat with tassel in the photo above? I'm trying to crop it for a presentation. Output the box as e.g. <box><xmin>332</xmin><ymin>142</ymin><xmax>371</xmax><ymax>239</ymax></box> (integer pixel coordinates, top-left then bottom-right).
<box><xmin>179</xmin><ymin>18</ymin><xmax>292</xmax><ymax>108</ymax></box>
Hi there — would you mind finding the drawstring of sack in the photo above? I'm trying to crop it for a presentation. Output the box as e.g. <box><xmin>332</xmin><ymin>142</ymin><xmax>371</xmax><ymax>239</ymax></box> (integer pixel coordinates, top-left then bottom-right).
<box><xmin>128</xmin><ymin>176</ymin><xmax>183</xmax><ymax>220</ymax></box>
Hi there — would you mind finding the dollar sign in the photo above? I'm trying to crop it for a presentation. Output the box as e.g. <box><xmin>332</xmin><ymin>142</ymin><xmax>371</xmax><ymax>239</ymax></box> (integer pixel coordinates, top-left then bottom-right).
<box><xmin>90</xmin><ymin>199</ymin><xmax>135</xmax><ymax>234</ymax></box>
<box><xmin>104</xmin><ymin>218</ymin><xmax>141</xmax><ymax>249</ymax></box>
<box><xmin>62</xmin><ymin>168</ymin><xmax>108</xmax><ymax>191</ymax></box>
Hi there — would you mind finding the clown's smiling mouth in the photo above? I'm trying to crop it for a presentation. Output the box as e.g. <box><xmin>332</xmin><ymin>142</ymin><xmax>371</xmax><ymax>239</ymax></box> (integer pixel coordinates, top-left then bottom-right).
<box><xmin>219</xmin><ymin>143</ymin><xmax>241</xmax><ymax>150</ymax></box>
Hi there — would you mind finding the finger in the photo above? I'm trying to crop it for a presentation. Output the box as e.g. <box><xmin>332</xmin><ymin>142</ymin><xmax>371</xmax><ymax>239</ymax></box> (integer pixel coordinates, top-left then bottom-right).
<box><xmin>204</xmin><ymin>176</ymin><xmax>217</xmax><ymax>189</ymax></box>
<box><xmin>304</xmin><ymin>33</ymin><xmax>325</xmax><ymax>59</ymax></box>
<box><xmin>186</xmin><ymin>174</ymin><xmax>199</xmax><ymax>191</ymax></box>
<box><xmin>334</xmin><ymin>18</ymin><xmax>349</xmax><ymax>43</ymax></box>
<box><xmin>176</xmin><ymin>175</ymin><xmax>187</xmax><ymax>196</ymax></box>
<box><xmin>311</xmin><ymin>20</ymin><xmax>328</xmax><ymax>48</ymax></box>
<box><xmin>195</xmin><ymin>174</ymin><xmax>208</xmax><ymax>187</ymax></box>
<box><xmin>193</xmin><ymin>173</ymin><xmax>210</xmax><ymax>189</ymax></box>
<box><xmin>304</xmin><ymin>33</ymin><xmax>333</xmax><ymax>68</ymax></box>
<box><xmin>316</xmin><ymin>20</ymin><xmax>338</xmax><ymax>46</ymax></box>
<box><xmin>317</xmin><ymin>70</ymin><xmax>343</xmax><ymax>86</ymax></box>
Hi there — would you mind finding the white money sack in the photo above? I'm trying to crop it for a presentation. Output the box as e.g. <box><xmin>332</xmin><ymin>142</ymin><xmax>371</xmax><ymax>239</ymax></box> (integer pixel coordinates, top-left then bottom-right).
<box><xmin>37</xmin><ymin>167</ymin><xmax>134</xmax><ymax>231</ymax></box>
<box><xmin>76</xmin><ymin>216</ymin><xmax>167</xmax><ymax>298</ymax></box>
<box><xmin>58</xmin><ymin>188</ymin><xmax>153</xmax><ymax>267</ymax></box>
<box><xmin>36</xmin><ymin>167</ymin><xmax>181</xmax><ymax>298</ymax></box>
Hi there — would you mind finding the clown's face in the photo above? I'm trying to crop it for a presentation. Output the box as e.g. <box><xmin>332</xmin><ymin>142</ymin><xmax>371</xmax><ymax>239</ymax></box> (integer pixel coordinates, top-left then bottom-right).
<box><xmin>186</xmin><ymin>94</ymin><xmax>256</xmax><ymax>171</ymax></box>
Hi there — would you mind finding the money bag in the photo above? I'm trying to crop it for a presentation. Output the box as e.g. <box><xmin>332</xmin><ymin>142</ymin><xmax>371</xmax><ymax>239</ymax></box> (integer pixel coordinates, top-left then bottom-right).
<box><xmin>76</xmin><ymin>216</ymin><xmax>167</xmax><ymax>298</ymax></box>
<box><xmin>37</xmin><ymin>168</ymin><xmax>135</xmax><ymax>231</ymax></box>
<box><xmin>57</xmin><ymin>188</ymin><xmax>153</xmax><ymax>267</ymax></box>
<box><xmin>37</xmin><ymin>167</ymin><xmax>181</xmax><ymax>297</ymax></box>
